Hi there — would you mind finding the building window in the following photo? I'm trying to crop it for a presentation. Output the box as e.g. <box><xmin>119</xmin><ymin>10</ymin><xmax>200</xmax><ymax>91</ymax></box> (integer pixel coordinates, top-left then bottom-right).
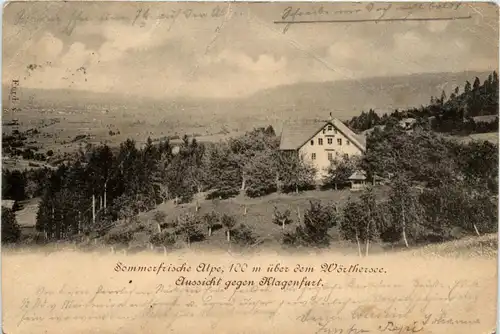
<box><xmin>311</xmin><ymin>153</ymin><xmax>316</xmax><ymax>160</ymax></box>
<box><xmin>327</xmin><ymin>138</ymin><xmax>333</xmax><ymax>145</ymax></box>
<box><xmin>328</xmin><ymin>153</ymin><xmax>333</xmax><ymax>161</ymax></box>
<box><xmin>328</xmin><ymin>125</ymin><xmax>333</xmax><ymax>131</ymax></box>
<box><xmin>310</xmin><ymin>140</ymin><xmax>314</xmax><ymax>146</ymax></box>
<box><xmin>323</xmin><ymin>129</ymin><xmax>326</xmax><ymax>134</ymax></box>
<box><xmin>347</xmin><ymin>140</ymin><xmax>350</xmax><ymax>145</ymax></box>
<box><xmin>334</xmin><ymin>129</ymin><xmax>338</xmax><ymax>134</ymax></box>
<box><xmin>337</xmin><ymin>138</ymin><xmax>342</xmax><ymax>145</ymax></box>
<box><xmin>318</xmin><ymin>138</ymin><xmax>323</xmax><ymax>145</ymax></box>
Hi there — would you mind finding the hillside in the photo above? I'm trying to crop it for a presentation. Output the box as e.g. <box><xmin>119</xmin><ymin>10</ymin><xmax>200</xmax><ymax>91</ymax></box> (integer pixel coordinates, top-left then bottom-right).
<box><xmin>3</xmin><ymin>71</ymin><xmax>492</xmax><ymax>135</ymax></box>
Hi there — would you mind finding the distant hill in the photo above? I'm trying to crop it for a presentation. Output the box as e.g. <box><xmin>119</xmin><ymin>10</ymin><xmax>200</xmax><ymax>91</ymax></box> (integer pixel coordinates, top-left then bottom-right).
<box><xmin>2</xmin><ymin>70</ymin><xmax>493</xmax><ymax>133</ymax></box>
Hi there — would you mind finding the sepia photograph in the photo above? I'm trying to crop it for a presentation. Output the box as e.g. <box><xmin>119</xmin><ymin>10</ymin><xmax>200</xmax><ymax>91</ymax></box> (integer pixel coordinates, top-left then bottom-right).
<box><xmin>1</xmin><ymin>1</ymin><xmax>499</xmax><ymax>333</ymax></box>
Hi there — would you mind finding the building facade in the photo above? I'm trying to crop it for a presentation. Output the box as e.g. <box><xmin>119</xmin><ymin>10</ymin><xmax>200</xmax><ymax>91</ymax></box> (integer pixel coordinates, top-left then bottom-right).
<box><xmin>279</xmin><ymin>116</ymin><xmax>366</xmax><ymax>181</ymax></box>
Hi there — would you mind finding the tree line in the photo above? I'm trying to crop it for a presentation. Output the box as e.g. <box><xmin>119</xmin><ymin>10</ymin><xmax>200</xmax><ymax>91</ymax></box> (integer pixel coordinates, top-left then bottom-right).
<box><xmin>2</xmin><ymin>125</ymin><xmax>314</xmax><ymax>241</ymax></box>
<box><xmin>2</xmin><ymin>72</ymin><xmax>498</xmax><ymax>246</ymax></box>
<box><xmin>281</xmin><ymin>176</ymin><xmax>497</xmax><ymax>255</ymax></box>
<box><xmin>347</xmin><ymin>71</ymin><xmax>499</xmax><ymax>134</ymax></box>
<box><xmin>2</xmin><ymin>117</ymin><xmax>497</xmax><ymax>245</ymax></box>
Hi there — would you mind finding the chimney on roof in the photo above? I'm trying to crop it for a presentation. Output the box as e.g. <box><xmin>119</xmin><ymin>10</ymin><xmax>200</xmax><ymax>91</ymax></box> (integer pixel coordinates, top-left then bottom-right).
<box><xmin>329</xmin><ymin>112</ymin><xmax>333</xmax><ymax>121</ymax></box>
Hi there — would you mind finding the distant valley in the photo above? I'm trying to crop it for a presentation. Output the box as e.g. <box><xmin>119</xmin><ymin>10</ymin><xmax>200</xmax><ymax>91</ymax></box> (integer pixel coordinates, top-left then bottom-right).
<box><xmin>2</xmin><ymin>70</ymin><xmax>493</xmax><ymax>147</ymax></box>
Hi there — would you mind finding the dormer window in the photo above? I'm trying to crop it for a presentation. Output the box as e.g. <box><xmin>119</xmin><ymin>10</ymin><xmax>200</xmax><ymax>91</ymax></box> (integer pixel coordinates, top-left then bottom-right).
<box><xmin>327</xmin><ymin>125</ymin><xmax>333</xmax><ymax>131</ymax></box>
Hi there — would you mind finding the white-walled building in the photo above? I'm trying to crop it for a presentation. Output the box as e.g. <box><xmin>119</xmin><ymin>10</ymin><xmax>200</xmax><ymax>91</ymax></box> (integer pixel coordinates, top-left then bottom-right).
<box><xmin>279</xmin><ymin>115</ymin><xmax>366</xmax><ymax>181</ymax></box>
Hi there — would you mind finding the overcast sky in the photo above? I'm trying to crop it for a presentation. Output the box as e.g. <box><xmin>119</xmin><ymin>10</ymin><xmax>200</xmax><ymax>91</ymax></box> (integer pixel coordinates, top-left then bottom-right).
<box><xmin>3</xmin><ymin>2</ymin><xmax>499</xmax><ymax>99</ymax></box>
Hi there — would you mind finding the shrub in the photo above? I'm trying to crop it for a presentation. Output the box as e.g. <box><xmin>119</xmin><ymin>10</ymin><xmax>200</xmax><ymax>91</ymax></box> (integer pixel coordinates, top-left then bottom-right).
<box><xmin>150</xmin><ymin>230</ymin><xmax>177</xmax><ymax>247</ymax></box>
<box><xmin>2</xmin><ymin>207</ymin><xmax>21</xmax><ymax>243</ymax></box>
<box><xmin>175</xmin><ymin>213</ymin><xmax>205</xmax><ymax>246</ymax></box>
<box><xmin>272</xmin><ymin>207</ymin><xmax>293</xmax><ymax>229</ymax></box>
<box><xmin>221</xmin><ymin>213</ymin><xmax>237</xmax><ymax>242</ymax></box>
<box><xmin>152</xmin><ymin>211</ymin><xmax>167</xmax><ymax>224</ymax></box>
<box><xmin>231</xmin><ymin>224</ymin><xmax>257</xmax><ymax>246</ymax></box>
<box><xmin>283</xmin><ymin>200</ymin><xmax>337</xmax><ymax>247</ymax></box>
<box><xmin>419</xmin><ymin>183</ymin><xmax>498</xmax><ymax>241</ymax></box>
<box><xmin>104</xmin><ymin>230</ymin><xmax>133</xmax><ymax>245</ymax></box>
<box><xmin>202</xmin><ymin>211</ymin><xmax>222</xmax><ymax>236</ymax></box>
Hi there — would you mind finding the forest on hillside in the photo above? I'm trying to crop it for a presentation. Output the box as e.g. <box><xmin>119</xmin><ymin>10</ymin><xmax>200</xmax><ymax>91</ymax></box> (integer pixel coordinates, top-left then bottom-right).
<box><xmin>2</xmin><ymin>118</ymin><xmax>498</xmax><ymax>250</ymax></box>
<box><xmin>2</xmin><ymin>72</ymin><xmax>498</xmax><ymax>250</ymax></box>
<box><xmin>347</xmin><ymin>71</ymin><xmax>499</xmax><ymax>134</ymax></box>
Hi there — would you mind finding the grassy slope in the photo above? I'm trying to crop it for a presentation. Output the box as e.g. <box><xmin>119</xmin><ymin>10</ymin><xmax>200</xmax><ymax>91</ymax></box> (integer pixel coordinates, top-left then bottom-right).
<box><xmin>102</xmin><ymin>186</ymin><xmax>390</xmax><ymax>253</ymax></box>
<box><xmin>10</xmin><ymin>186</ymin><xmax>497</xmax><ymax>257</ymax></box>
<box><xmin>98</xmin><ymin>183</ymin><xmax>497</xmax><ymax>257</ymax></box>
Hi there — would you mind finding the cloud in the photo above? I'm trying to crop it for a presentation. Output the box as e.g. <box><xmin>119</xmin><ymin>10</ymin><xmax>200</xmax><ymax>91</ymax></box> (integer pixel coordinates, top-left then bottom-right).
<box><xmin>2</xmin><ymin>2</ymin><xmax>498</xmax><ymax>99</ymax></box>
<box><xmin>205</xmin><ymin>50</ymin><xmax>287</xmax><ymax>73</ymax></box>
<box><xmin>67</xmin><ymin>20</ymin><xmax>165</xmax><ymax>64</ymax></box>
<box><xmin>35</xmin><ymin>32</ymin><xmax>64</xmax><ymax>62</ymax></box>
<box><xmin>392</xmin><ymin>31</ymin><xmax>431</xmax><ymax>60</ymax></box>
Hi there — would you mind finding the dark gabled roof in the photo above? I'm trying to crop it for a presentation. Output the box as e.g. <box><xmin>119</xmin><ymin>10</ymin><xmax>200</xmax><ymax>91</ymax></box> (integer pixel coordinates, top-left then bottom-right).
<box><xmin>279</xmin><ymin>118</ymin><xmax>366</xmax><ymax>152</ymax></box>
<box><xmin>279</xmin><ymin>122</ymin><xmax>325</xmax><ymax>150</ymax></box>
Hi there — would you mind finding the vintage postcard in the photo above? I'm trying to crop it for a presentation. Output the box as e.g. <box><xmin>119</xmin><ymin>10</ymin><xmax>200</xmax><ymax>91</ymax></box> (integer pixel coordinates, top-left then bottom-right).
<box><xmin>1</xmin><ymin>1</ymin><xmax>499</xmax><ymax>333</ymax></box>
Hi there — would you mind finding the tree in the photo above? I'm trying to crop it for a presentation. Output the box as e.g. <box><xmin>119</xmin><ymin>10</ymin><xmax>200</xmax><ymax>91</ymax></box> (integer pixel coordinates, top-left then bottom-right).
<box><xmin>362</xmin><ymin>126</ymin><xmax>459</xmax><ymax>187</ymax></box>
<box><xmin>203</xmin><ymin>211</ymin><xmax>219</xmax><ymax>237</ymax></box>
<box><xmin>455</xmin><ymin>140</ymin><xmax>498</xmax><ymax>188</ymax></box>
<box><xmin>359</xmin><ymin>187</ymin><xmax>380</xmax><ymax>255</ymax></box>
<box><xmin>420</xmin><ymin>182</ymin><xmax>498</xmax><ymax>240</ymax></box>
<box><xmin>464</xmin><ymin>81</ymin><xmax>471</xmax><ymax>94</ymax></box>
<box><xmin>87</xmin><ymin>144</ymin><xmax>114</xmax><ymax>211</ymax></box>
<box><xmin>277</xmin><ymin>152</ymin><xmax>316</xmax><ymax>193</ymax></box>
<box><xmin>440</xmin><ymin>90</ymin><xmax>447</xmax><ymax>105</ymax></box>
<box><xmin>175</xmin><ymin>213</ymin><xmax>204</xmax><ymax>247</ymax></box>
<box><xmin>221</xmin><ymin>213</ymin><xmax>236</xmax><ymax>242</ymax></box>
<box><xmin>204</xmin><ymin>142</ymin><xmax>242</xmax><ymax>199</ymax></box>
<box><xmin>244</xmin><ymin>150</ymin><xmax>278</xmax><ymax>197</ymax></box>
<box><xmin>283</xmin><ymin>200</ymin><xmax>337</xmax><ymax>247</ymax></box>
<box><xmin>324</xmin><ymin>155</ymin><xmax>360</xmax><ymax>190</ymax></box>
<box><xmin>150</xmin><ymin>230</ymin><xmax>176</xmax><ymax>248</ymax></box>
<box><xmin>464</xmin><ymin>190</ymin><xmax>498</xmax><ymax>235</ymax></box>
<box><xmin>2</xmin><ymin>207</ymin><xmax>21</xmax><ymax>243</ymax></box>
<box><xmin>231</xmin><ymin>224</ymin><xmax>257</xmax><ymax>246</ymax></box>
<box><xmin>339</xmin><ymin>189</ymin><xmax>380</xmax><ymax>256</ymax></box>
<box><xmin>272</xmin><ymin>207</ymin><xmax>293</xmax><ymax>230</ymax></box>
<box><xmin>339</xmin><ymin>199</ymin><xmax>365</xmax><ymax>256</ymax></box>
<box><xmin>347</xmin><ymin>109</ymin><xmax>382</xmax><ymax>132</ymax></box>
<box><xmin>116</xmin><ymin>139</ymin><xmax>142</xmax><ymax>197</ymax></box>
<box><xmin>473</xmin><ymin>77</ymin><xmax>481</xmax><ymax>90</ymax></box>
<box><xmin>387</xmin><ymin>176</ymin><xmax>425</xmax><ymax>247</ymax></box>
<box><xmin>152</xmin><ymin>210</ymin><xmax>167</xmax><ymax>233</ymax></box>
<box><xmin>2</xmin><ymin>170</ymin><xmax>26</xmax><ymax>201</ymax></box>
